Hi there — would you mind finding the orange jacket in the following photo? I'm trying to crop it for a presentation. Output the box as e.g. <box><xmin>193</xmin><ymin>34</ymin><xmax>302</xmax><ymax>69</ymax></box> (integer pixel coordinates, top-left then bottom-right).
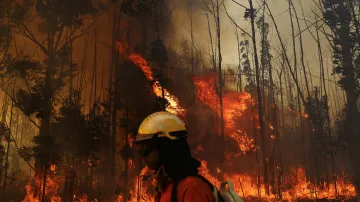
<box><xmin>156</xmin><ymin>176</ymin><xmax>216</xmax><ymax>202</ymax></box>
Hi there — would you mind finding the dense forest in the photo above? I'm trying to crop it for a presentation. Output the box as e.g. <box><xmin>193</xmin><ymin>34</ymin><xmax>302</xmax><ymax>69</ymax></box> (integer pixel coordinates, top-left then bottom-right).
<box><xmin>0</xmin><ymin>0</ymin><xmax>359</xmax><ymax>201</ymax></box>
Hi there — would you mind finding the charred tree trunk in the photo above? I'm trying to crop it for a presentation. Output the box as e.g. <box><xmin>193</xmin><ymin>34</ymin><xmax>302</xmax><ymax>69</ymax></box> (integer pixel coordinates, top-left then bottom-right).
<box><xmin>1</xmin><ymin>79</ymin><xmax>16</xmax><ymax>201</ymax></box>
<box><xmin>215</xmin><ymin>0</ymin><xmax>225</xmax><ymax>164</ymax></box>
<box><xmin>290</xmin><ymin>1</ymin><xmax>310</xmax><ymax>97</ymax></box>
<box><xmin>205</xmin><ymin>10</ymin><xmax>216</xmax><ymax>72</ymax></box>
<box><xmin>0</xmin><ymin>97</ymin><xmax>9</xmax><ymax>184</ymax></box>
<box><xmin>235</xmin><ymin>27</ymin><xmax>242</xmax><ymax>91</ymax></box>
<box><xmin>248</xmin><ymin>0</ymin><xmax>269</xmax><ymax>194</ymax></box>
<box><xmin>110</xmin><ymin>2</ymin><xmax>122</xmax><ymax>185</ymax></box>
<box><xmin>189</xmin><ymin>0</ymin><xmax>195</xmax><ymax>103</ymax></box>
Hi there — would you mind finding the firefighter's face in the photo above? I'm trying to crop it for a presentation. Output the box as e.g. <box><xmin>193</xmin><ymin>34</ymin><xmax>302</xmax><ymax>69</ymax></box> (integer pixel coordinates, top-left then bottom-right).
<box><xmin>137</xmin><ymin>143</ymin><xmax>161</xmax><ymax>170</ymax></box>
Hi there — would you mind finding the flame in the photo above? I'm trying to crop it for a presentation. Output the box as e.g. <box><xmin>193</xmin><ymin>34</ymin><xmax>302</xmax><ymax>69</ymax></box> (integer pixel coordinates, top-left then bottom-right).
<box><xmin>193</xmin><ymin>73</ymin><xmax>257</xmax><ymax>157</ymax></box>
<box><xmin>229</xmin><ymin>130</ymin><xmax>256</xmax><ymax>155</ymax></box>
<box><xmin>23</xmin><ymin>173</ymin><xmax>62</xmax><ymax>202</ymax></box>
<box><xmin>116</xmin><ymin>41</ymin><xmax>184</xmax><ymax>115</ymax></box>
<box><xmin>193</xmin><ymin>73</ymin><xmax>253</xmax><ymax>129</ymax></box>
<box><xmin>127</xmin><ymin>160</ymin><xmax>356</xmax><ymax>201</ymax></box>
<box><xmin>302</xmin><ymin>111</ymin><xmax>309</xmax><ymax>118</ymax></box>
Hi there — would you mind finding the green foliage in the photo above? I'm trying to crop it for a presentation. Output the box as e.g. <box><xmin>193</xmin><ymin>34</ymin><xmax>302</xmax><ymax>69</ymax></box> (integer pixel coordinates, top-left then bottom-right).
<box><xmin>244</xmin><ymin>8</ymin><xmax>256</xmax><ymax>20</ymax></box>
<box><xmin>18</xmin><ymin>93</ymin><xmax>110</xmax><ymax>167</ymax></box>
<box><xmin>32</xmin><ymin>135</ymin><xmax>61</xmax><ymax>165</ymax></box>
<box><xmin>18</xmin><ymin>146</ymin><xmax>33</xmax><ymax>162</ymax></box>
<box><xmin>83</xmin><ymin>102</ymin><xmax>110</xmax><ymax>162</ymax></box>
<box><xmin>322</xmin><ymin>0</ymin><xmax>360</xmax><ymax>95</ymax></box>
<box><xmin>1</xmin><ymin>56</ymin><xmax>41</xmax><ymax>78</ymax></box>
<box><xmin>7</xmin><ymin>0</ymin><xmax>34</xmax><ymax>24</ymax></box>
<box><xmin>52</xmin><ymin>92</ymin><xmax>86</xmax><ymax>155</ymax></box>
<box><xmin>304</xmin><ymin>87</ymin><xmax>344</xmax><ymax>156</ymax></box>
<box><xmin>51</xmin><ymin>93</ymin><xmax>110</xmax><ymax>163</ymax></box>
<box><xmin>256</xmin><ymin>15</ymin><xmax>271</xmax><ymax>88</ymax></box>
<box><xmin>34</xmin><ymin>0</ymin><xmax>96</xmax><ymax>28</ymax></box>
<box><xmin>305</xmin><ymin>87</ymin><xmax>330</xmax><ymax>137</ymax></box>
<box><xmin>16</xmin><ymin>78</ymin><xmax>55</xmax><ymax>118</ymax></box>
<box><xmin>239</xmin><ymin>34</ymin><xmax>254</xmax><ymax>92</ymax></box>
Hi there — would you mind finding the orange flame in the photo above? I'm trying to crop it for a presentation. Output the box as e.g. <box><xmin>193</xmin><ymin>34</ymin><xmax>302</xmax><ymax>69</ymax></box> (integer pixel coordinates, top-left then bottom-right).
<box><xmin>193</xmin><ymin>73</ymin><xmax>253</xmax><ymax>129</ymax></box>
<box><xmin>116</xmin><ymin>41</ymin><xmax>184</xmax><ymax>115</ymax></box>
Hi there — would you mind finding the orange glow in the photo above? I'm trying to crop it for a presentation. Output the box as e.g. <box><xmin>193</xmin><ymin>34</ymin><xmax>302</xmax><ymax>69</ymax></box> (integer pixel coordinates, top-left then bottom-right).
<box><xmin>302</xmin><ymin>111</ymin><xmax>309</xmax><ymax>118</ymax></box>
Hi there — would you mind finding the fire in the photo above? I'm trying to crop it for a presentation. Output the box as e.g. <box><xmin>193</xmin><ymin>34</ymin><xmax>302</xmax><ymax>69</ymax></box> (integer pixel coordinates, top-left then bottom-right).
<box><xmin>119</xmin><ymin>167</ymin><xmax>155</xmax><ymax>202</ymax></box>
<box><xmin>229</xmin><ymin>130</ymin><xmax>256</xmax><ymax>155</ymax></box>
<box><xmin>302</xmin><ymin>111</ymin><xmax>309</xmax><ymax>118</ymax></box>
<box><xmin>127</xmin><ymin>160</ymin><xmax>356</xmax><ymax>201</ymax></box>
<box><xmin>193</xmin><ymin>73</ymin><xmax>253</xmax><ymax>128</ymax></box>
<box><xmin>116</xmin><ymin>41</ymin><xmax>184</xmax><ymax>115</ymax></box>
<box><xmin>23</xmin><ymin>174</ymin><xmax>62</xmax><ymax>202</ymax></box>
<box><xmin>193</xmin><ymin>73</ymin><xmax>258</xmax><ymax>158</ymax></box>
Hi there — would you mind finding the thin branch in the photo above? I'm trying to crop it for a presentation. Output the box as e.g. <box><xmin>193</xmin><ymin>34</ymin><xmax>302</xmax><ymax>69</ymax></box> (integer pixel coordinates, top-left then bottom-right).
<box><xmin>223</xmin><ymin>2</ymin><xmax>252</xmax><ymax>38</ymax></box>
<box><xmin>12</xmin><ymin>22</ymin><xmax>48</xmax><ymax>54</ymax></box>
<box><xmin>265</xmin><ymin>2</ymin><xmax>306</xmax><ymax>103</ymax></box>
<box><xmin>231</xmin><ymin>0</ymin><xmax>247</xmax><ymax>9</ymax></box>
<box><xmin>294</xmin><ymin>18</ymin><xmax>324</xmax><ymax>38</ymax></box>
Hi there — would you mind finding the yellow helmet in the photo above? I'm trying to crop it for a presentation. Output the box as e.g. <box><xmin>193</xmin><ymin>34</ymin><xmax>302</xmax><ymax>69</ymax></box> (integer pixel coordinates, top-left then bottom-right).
<box><xmin>135</xmin><ymin>111</ymin><xmax>188</xmax><ymax>143</ymax></box>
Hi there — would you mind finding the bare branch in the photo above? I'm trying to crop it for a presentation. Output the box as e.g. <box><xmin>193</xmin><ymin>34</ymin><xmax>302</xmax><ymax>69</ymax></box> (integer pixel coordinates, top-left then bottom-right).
<box><xmin>11</xmin><ymin>21</ymin><xmax>48</xmax><ymax>54</ymax></box>
<box><xmin>231</xmin><ymin>0</ymin><xmax>247</xmax><ymax>9</ymax></box>
<box><xmin>265</xmin><ymin>2</ymin><xmax>306</xmax><ymax>103</ymax></box>
<box><xmin>223</xmin><ymin>1</ymin><xmax>252</xmax><ymax>38</ymax></box>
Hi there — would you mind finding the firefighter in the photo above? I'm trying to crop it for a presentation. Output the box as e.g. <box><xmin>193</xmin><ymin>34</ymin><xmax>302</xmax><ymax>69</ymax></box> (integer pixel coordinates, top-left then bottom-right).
<box><xmin>134</xmin><ymin>111</ymin><xmax>217</xmax><ymax>202</ymax></box>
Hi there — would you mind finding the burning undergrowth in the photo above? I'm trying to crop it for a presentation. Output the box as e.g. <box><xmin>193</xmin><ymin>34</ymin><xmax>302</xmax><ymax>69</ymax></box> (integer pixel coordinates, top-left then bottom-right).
<box><xmin>18</xmin><ymin>40</ymin><xmax>356</xmax><ymax>202</ymax></box>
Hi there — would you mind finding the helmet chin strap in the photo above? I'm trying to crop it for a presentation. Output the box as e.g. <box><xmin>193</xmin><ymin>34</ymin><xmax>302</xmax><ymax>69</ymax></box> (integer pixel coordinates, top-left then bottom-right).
<box><xmin>154</xmin><ymin>165</ymin><xmax>167</xmax><ymax>179</ymax></box>
<box><xmin>154</xmin><ymin>165</ymin><xmax>170</xmax><ymax>192</ymax></box>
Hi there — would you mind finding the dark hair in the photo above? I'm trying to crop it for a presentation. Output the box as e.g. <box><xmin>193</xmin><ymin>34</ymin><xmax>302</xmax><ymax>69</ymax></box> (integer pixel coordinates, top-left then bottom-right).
<box><xmin>157</xmin><ymin>137</ymin><xmax>201</xmax><ymax>181</ymax></box>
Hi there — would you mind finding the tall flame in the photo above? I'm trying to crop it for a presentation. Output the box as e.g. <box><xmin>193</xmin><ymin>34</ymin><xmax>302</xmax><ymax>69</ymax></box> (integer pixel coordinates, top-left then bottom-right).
<box><xmin>116</xmin><ymin>41</ymin><xmax>184</xmax><ymax>115</ymax></box>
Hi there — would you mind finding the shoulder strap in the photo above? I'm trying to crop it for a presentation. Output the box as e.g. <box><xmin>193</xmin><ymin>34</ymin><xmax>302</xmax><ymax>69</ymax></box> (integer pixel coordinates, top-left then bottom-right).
<box><xmin>171</xmin><ymin>175</ymin><xmax>225</xmax><ymax>202</ymax></box>
<box><xmin>196</xmin><ymin>174</ymin><xmax>225</xmax><ymax>202</ymax></box>
<box><xmin>171</xmin><ymin>180</ymin><xmax>180</xmax><ymax>202</ymax></box>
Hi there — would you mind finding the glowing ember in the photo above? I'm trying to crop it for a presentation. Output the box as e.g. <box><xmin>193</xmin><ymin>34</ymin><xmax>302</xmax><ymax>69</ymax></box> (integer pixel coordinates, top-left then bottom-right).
<box><xmin>302</xmin><ymin>111</ymin><xmax>309</xmax><ymax>118</ymax></box>
<box><xmin>229</xmin><ymin>130</ymin><xmax>256</xmax><ymax>155</ymax></box>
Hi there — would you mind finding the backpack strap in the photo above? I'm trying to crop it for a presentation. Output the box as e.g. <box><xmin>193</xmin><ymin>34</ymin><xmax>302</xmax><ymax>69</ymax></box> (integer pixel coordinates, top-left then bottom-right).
<box><xmin>170</xmin><ymin>175</ymin><xmax>225</xmax><ymax>202</ymax></box>
<box><xmin>195</xmin><ymin>175</ymin><xmax>225</xmax><ymax>202</ymax></box>
<box><xmin>171</xmin><ymin>180</ymin><xmax>180</xmax><ymax>202</ymax></box>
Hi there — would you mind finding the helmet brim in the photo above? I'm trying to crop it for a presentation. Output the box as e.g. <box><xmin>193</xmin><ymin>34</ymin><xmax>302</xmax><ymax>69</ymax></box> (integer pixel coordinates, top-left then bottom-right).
<box><xmin>134</xmin><ymin>130</ymin><xmax>188</xmax><ymax>144</ymax></box>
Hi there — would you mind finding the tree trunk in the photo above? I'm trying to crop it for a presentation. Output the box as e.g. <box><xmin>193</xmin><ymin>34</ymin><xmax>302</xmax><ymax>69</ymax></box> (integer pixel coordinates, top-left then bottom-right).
<box><xmin>215</xmin><ymin>0</ymin><xmax>225</xmax><ymax>164</ymax></box>
<box><xmin>249</xmin><ymin>0</ymin><xmax>269</xmax><ymax>194</ymax></box>
<box><xmin>1</xmin><ymin>79</ymin><xmax>16</xmax><ymax>201</ymax></box>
